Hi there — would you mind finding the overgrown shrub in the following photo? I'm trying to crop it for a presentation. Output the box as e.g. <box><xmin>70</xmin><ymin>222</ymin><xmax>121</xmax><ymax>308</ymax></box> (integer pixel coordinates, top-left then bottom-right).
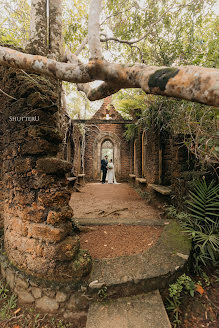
<box><xmin>166</xmin><ymin>178</ymin><xmax>219</xmax><ymax>270</ymax></box>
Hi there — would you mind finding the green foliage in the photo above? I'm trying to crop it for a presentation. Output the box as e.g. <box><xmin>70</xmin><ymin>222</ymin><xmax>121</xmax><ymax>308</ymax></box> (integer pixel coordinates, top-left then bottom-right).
<box><xmin>0</xmin><ymin>293</ymin><xmax>17</xmax><ymax>320</ymax></box>
<box><xmin>183</xmin><ymin>178</ymin><xmax>219</xmax><ymax>266</ymax></box>
<box><xmin>0</xmin><ymin>0</ymin><xmax>30</xmax><ymax>47</ymax></box>
<box><xmin>115</xmin><ymin>88</ymin><xmax>217</xmax><ymax>165</ymax></box>
<box><xmin>97</xmin><ymin>286</ymin><xmax>108</xmax><ymax>300</ymax></box>
<box><xmin>0</xmin><ymin>280</ymin><xmax>9</xmax><ymax>300</ymax></box>
<box><xmin>123</xmin><ymin>124</ymin><xmax>137</xmax><ymax>141</ymax></box>
<box><xmin>166</xmin><ymin>179</ymin><xmax>219</xmax><ymax>269</ymax></box>
<box><xmin>63</xmin><ymin>0</ymin><xmax>89</xmax><ymax>53</ymax></box>
<box><xmin>102</xmin><ymin>0</ymin><xmax>218</xmax><ymax>67</ymax></box>
<box><xmin>167</xmin><ymin>274</ymin><xmax>196</xmax><ymax>327</ymax></box>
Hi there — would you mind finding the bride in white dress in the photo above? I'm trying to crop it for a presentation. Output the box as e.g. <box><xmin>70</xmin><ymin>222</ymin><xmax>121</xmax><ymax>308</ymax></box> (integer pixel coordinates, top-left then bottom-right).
<box><xmin>107</xmin><ymin>159</ymin><xmax>117</xmax><ymax>184</ymax></box>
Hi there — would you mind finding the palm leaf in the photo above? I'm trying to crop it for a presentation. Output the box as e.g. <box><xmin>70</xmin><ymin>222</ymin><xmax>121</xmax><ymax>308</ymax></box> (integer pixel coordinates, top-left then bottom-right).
<box><xmin>183</xmin><ymin>179</ymin><xmax>219</xmax><ymax>266</ymax></box>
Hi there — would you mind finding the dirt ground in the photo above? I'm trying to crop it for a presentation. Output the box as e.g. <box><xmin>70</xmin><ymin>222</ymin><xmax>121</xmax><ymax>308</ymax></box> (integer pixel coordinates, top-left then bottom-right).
<box><xmin>70</xmin><ymin>182</ymin><xmax>163</xmax><ymax>259</ymax></box>
<box><xmin>165</xmin><ymin>267</ymin><xmax>219</xmax><ymax>328</ymax></box>
<box><xmin>79</xmin><ymin>225</ymin><xmax>162</xmax><ymax>259</ymax></box>
<box><xmin>70</xmin><ymin>182</ymin><xmax>160</xmax><ymax>220</ymax></box>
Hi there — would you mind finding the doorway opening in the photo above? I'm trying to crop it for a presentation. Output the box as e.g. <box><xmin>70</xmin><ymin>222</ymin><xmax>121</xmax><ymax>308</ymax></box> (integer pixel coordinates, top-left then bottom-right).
<box><xmin>101</xmin><ymin>139</ymin><xmax>114</xmax><ymax>161</ymax></box>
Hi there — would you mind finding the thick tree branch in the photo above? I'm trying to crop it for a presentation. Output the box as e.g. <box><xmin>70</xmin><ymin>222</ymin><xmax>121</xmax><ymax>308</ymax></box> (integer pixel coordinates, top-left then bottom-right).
<box><xmin>77</xmin><ymin>82</ymin><xmax>121</xmax><ymax>100</ymax></box>
<box><xmin>0</xmin><ymin>46</ymin><xmax>218</xmax><ymax>107</ymax></box>
<box><xmin>88</xmin><ymin>0</ymin><xmax>102</xmax><ymax>59</ymax></box>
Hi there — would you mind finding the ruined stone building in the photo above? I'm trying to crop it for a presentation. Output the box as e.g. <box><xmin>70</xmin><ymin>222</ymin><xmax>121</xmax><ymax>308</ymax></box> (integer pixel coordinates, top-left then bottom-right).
<box><xmin>62</xmin><ymin>95</ymin><xmax>196</xmax><ymax>205</ymax></box>
<box><xmin>0</xmin><ymin>61</ymin><xmax>208</xmax><ymax>324</ymax></box>
<box><xmin>83</xmin><ymin>97</ymin><xmax>131</xmax><ymax>181</ymax></box>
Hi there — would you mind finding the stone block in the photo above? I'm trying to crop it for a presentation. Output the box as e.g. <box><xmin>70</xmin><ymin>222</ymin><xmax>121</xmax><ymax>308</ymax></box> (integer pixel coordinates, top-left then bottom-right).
<box><xmin>47</xmin><ymin>206</ymin><xmax>73</xmax><ymax>225</ymax></box>
<box><xmin>17</xmin><ymin>289</ymin><xmax>35</xmax><ymax>304</ymax></box>
<box><xmin>25</xmin><ymin>253</ymin><xmax>56</xmax><ymax>275</ymax></box>
<box><xmin>5</xmin><ymin>217</ymin><xmax>28</xmax><ymax>236</ymax></box>
<box><xmin>56</xmin><ymin>291</ymin><xmax>67</xmax><ymax>303</ymax></box>
<box><xmin>21</xmin><ymin>139</ymin><xmax>57</xmax><ymax>155</ymax></box>
<box><xmin>43</xmin><ymin>289</ymin><xmax>56</xmax><ymax>298</ymax></box>
<box><xmin>14</xmin><ymin>191</ymin><xmax>36</xmax><ymax>206</ymax></box>
<box><xmin>36</xmin><ymin>157</ymin><xmax>72</xmax><ymax>175</ymax></box>
<box><xmin>67</xmin><ymin>295</ymin><xmax>76</xmax><ymax>310</ymax></box>
<box><xmin>38</xmin><ymin>190</ymin><xmax>71</xmax><ymax>207</ymax></box>
<box><xmin>28</xmin><ymin>126</ymin><xmax>62</xmax><ymax>144</ymax></box>
<box><xmin>27</xmin><ymin>223</ymin><xmax>68</xmax><ymax>243</ymax></box>
<box><xmin>29</xmin><ymin>174</ymin><xmax>55</xmax><ymax>189</ymax></box>
<box><xmin>14</xmin><ymin>157</ymin><xmax>34</xmax><ymax>174</ymax></box>
<box><xmin>6</xmin><ymin>268</ymin><xmax>15</xmax><ymax>289</ymax></box>
<box><xmin>31</xmin><ymin>287</ymin><xmax>42</xmax><ymax>299</ymax></box>
<box><xmin>53</xmin><ymin>236</ymin><xmax>80</xmax><ymax>260</ymax></box>
<box><xmin>75</xmin><ymin>294</ymin><xmax>89</xmax><ymax>310</ymax></box>
<box><xmin>36</xmin><ymin>296</ymin><xmax>59</xmax><ymax>313</ymax></box>
<box><xmin>15</xmin><ymin>276</ymin><xmax>29</xmax><ymax>289</ymax></box>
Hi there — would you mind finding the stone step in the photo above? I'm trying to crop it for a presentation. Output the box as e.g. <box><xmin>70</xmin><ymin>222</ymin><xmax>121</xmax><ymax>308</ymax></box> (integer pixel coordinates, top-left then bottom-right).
<box><xmin>86</xmin><ymin>290</ymin><xmax>171</xmax><ymax>328</ymax></box>
<box><xmin>76</xmin><ymin>216</ymin><xmax>165</xmax><ymax>226</ymax></box>
<box><xmin>87</xmin><ymin>221</ymin><xmax>191</xmax><ymax>300</ymax></box>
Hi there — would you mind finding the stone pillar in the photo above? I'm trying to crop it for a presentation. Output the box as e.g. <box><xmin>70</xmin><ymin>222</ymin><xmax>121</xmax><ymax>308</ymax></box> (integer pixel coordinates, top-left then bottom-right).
<box><xmin>0</xmin><ymin>100</ymin><xmax>3</xmax><ymax>230</ymax></box>
<box><xmin>1</xmin><ymin>66</ymin><xmax>91</xmax><ymax>282</ymax></box>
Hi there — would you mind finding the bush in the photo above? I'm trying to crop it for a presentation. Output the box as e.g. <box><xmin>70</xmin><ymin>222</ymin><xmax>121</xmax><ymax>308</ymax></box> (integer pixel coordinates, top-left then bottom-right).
<box><xmin>165</xmin><ymin>178</ymin><xmax>219</xmax><ymax>269</ymax></box>
<box><xmin>183</xmin><ymin>178</ymin><xmax>219</xmax><ymax>267</ymax></box>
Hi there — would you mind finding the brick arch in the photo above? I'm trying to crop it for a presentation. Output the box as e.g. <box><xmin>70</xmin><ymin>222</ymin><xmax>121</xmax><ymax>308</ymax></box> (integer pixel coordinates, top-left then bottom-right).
<box><xmin>93</xmin><ymin>132</ymin><xmax>121</xmax><ymax>180</ymax></box>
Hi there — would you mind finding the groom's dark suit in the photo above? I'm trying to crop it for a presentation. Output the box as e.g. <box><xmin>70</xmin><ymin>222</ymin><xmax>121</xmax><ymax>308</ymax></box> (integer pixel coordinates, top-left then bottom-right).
<box><xmin>101</xmin><ymin>158</ymin><xmax>108</xmax><ymax>183</ymax></box>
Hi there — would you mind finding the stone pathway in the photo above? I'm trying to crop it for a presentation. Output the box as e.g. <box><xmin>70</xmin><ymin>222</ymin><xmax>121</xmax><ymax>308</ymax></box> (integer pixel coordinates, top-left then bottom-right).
<box><xmin>70</xmin><ymin>183</ymin><xmax>191</xmax><ymax>328</ymax></box>
<box><xmin>86</xmin><ymin>291</ymin><xmax>171</xmax><ymax>328</ymax></box>
<box><xmin>85</xmin><ymin>221</ymin><xmax>191</xmax><ymax>328</ymax></box>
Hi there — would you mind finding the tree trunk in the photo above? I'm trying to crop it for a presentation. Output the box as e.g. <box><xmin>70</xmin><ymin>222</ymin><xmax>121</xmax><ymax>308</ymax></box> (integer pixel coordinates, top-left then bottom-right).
<box><xmin>88</xmin><ymin>0</ymin><xmax>102</xmax><ymax>59</ymax></box>
<box><xmin>26</xmin><ymin>0</ymin><xmax>48</xmax><ymax>56</ymax></box>
<box><xmin>49</xmin><ymin>0</ymin><xmax>63</xmax><ymax>59</ymax></box>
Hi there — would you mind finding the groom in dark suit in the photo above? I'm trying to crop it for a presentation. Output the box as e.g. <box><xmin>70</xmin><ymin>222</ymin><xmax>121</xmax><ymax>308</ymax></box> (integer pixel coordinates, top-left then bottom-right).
<box><xmin>101</xmin><ymin>155</ymin><xmax>108</xmax><ymax>184</ymax></box>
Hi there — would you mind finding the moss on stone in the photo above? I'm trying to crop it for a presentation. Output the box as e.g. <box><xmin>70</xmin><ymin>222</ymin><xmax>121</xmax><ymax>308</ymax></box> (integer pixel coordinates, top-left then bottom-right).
<box><xmin>148</xmin><ymin>68</ymin><xmax>179</xmax><ymax>91</ymax></box>
<box><xmin>160</xmin><ymin>220</ymin><xmax>191</xmax><ymax>255</ymax></box>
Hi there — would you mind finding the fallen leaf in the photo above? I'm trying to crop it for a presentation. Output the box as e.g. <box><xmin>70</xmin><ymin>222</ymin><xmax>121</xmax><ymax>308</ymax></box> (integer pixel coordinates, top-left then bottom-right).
<box><xmin>13</xmin><ymin>325</ymin><xmax>21</xmax><ymax>328</ymax></box>
<box><xmin>195</xmin><ymin>284</ymin><xmax>205</xmax><ymax>294</ymax></box>
<box><xmin>14</xmin><ymin>308</ymin><xmax>21</xmax><ymax>315</ymax></box>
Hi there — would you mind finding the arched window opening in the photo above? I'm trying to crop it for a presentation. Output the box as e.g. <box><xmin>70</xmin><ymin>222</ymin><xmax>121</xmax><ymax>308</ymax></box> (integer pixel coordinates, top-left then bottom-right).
<box><xmin>101</xmin><ymin>139</ymin><xmax>114</xmax><ymax>161</ymax></box>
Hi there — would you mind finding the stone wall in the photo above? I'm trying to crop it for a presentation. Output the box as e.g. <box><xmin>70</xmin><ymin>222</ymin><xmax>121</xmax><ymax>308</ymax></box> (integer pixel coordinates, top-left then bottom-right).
<box><xmin>85</xmin><ymin>123</ymin><xmax>131</xmax><ymax>181</ymax></box>
<box><xmin>134</xmin><ymin>127</ymin><xmax>200</xmax><ymax>207</ymax></box>
<box><xmin>64</xmin><ymin>121</ymin><xmax>84</xmax><ymax>176</ymax></box>
<box><xmin>134</xmin><ymin>129</ymin><xmax>143</xmax><ymax>177</ymax></box>
<box><xmin>84</xmin><ymin>97</ymin><xmax>131</xmax><ymax>181</ymax></box>
<box><xmin>0</xmin><ymin>65</ymin><xmax>91</xmax><ymax>283</ymax></box>
<box><xmin>0</xmin><ymin>251</ymin><xmax>89</xmax><ymax>325</ymax></box>
<box><xmin>0</xmin><ymin>90</ymin><xmax>4</xmax><ymax>230</ymax></box>
<box><xmin>142</xmin><ymin>127</ymin><xmax>160</xmax><ymax>184</ymax></box>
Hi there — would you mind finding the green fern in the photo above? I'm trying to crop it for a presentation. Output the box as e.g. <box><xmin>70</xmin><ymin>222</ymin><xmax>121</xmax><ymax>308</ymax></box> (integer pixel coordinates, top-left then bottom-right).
<box><xmin>183</xmin><ymin>178</ymin><xmax>219</xmax><ymax>266</ymax></box>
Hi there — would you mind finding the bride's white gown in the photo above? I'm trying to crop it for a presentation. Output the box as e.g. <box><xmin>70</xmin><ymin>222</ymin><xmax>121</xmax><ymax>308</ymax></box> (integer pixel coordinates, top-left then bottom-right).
<box><xmin>107</xmin><ymin>164</ymin><xmax>117</xmax><ymax>184</ymax></box>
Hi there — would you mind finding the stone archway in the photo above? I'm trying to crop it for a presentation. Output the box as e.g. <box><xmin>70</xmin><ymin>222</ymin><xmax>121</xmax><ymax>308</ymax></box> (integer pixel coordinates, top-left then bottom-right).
<box><xmin>93</xmin><ymin>132</ymin><xmax>121</xmax><ymax>180</ymax></box>
<box><xmin>101</xmin><ymin>139</ymin><xmax>114</xmax><ymax>161</ymax></box>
